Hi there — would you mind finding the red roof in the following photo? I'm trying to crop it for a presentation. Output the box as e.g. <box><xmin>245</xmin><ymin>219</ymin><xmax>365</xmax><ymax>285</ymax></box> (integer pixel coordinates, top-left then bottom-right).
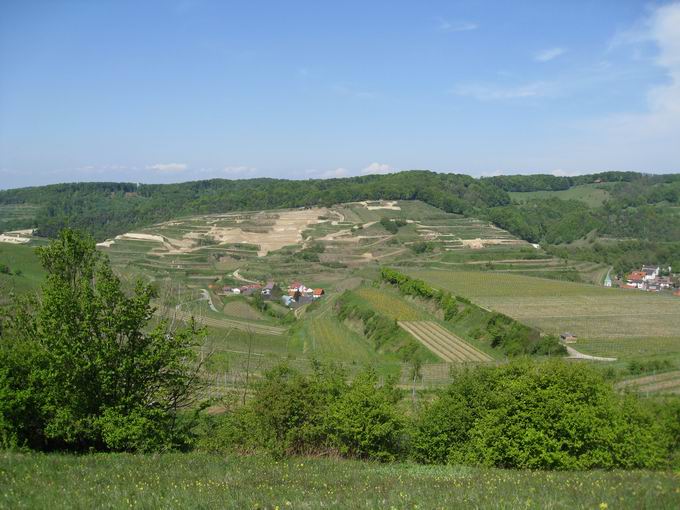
<box><xmin>313</xmin><ymin>288</ymin><xmax>325</xmax><ymax>296</ymax></box>
<box><xmin>627</xmin><ymin>271</ymin><xmax>646</xmax><ymax>282</ymax></box>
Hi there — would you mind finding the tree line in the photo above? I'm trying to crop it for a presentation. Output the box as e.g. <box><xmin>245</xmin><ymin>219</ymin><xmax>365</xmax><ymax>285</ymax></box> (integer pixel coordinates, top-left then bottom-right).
<box><xmin>3</xmin><ymin>170</ymin><xmax>680</xmax><ymax>274</ymax></box>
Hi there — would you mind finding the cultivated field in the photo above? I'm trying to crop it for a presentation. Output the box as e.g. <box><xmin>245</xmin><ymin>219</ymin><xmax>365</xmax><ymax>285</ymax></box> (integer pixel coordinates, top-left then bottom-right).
<box><xmin>2</xmin><ymin>452</ymin><xmax>678</xmax><ymax>510</ymax></box>
<box><xmin>398</xmin><ymin>321</ymin><xmax>493</xmax><ymax>362</ymax></box>
<box><xmin>353</xmin><ymin>286</ymin><xmax>426</xmax><ymax>320</ymax></box>
<box><xmin>616</xmin><ymin>370</ymin><xmax>680</xmax><ymax>396</ymax></box>
<box><xmin>405</xmin><ymin>269</ymin><xmax>680</xmax><ymax>361</ymax></box>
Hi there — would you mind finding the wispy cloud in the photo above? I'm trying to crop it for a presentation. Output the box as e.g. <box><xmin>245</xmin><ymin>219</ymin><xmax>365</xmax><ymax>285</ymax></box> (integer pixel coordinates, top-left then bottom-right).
<box><xmin>331</xmin><ymin>84</ymin><xmax>376</xmax><ymax>99</ymax></box>
<box><xmin>146</xmin><ymin>163</ymin><xmax>188</xmax><ymax>173</ymax></box>
<box><xmin>535</xmin><ymin>47</ymin><xmax>566</xmax><ymax>62</ymax></box>
<box><xmin>321</xmin><ymin>168</ymin><xmax>349</xmax><ymax>179</ymax></box>
<box><xmin>597</xmin><ymin>3</ymin><xmax>680</xmax><ymax>136</ymax></box>
<box><xmin>362</xmin><ymin>162</ymin><xmax>393</xmax><ymax>175</ymax></box>
<box><xmin>436</xmin><ymin>17</ymin><xmax>478</xmax><ymax>33</ymax></box>
<box><xmin>452</xmin><ymin>81</ymin><xmax>552</xmax><ymax>101</ymax></box>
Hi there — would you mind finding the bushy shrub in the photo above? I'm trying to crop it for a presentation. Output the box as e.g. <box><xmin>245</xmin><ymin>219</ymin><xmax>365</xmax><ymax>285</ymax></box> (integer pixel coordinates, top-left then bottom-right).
<box><xmin>412</xmin><ymin>360</ymin><xmax>672</xmax><ymax>469</ymax></box>
<box><xmin>325</xmin><ymin>369</ymin><xmax>403</xmax><ymax>461</ymax></box>
<box><xmin>202</xmin><ymin>364</ymin><xmax>403</xmax><ymax>462</ymax></box>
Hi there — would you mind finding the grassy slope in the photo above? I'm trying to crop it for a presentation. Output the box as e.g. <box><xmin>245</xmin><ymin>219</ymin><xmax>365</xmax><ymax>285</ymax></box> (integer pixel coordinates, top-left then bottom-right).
<box><xmin>0</xmin><ymin>242</ymin><xmax>45</xmax><ymax>303</ymax></box>
<box><xmin>1</xmin><ymin>453</ymin><xmax>678</xmax><ymax>510</ymax></box>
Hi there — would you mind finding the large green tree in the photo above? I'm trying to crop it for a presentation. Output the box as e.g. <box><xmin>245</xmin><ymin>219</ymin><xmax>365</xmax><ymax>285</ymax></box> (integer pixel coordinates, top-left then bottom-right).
<box><xmin>0</xmin><ymin>229</ymin><xmax>204</xmax><ymax>451</ymax></box>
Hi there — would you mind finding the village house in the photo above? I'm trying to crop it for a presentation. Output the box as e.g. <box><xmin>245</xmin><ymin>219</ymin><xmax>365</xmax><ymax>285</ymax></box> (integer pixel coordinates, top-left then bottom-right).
<box><xmin>625</xmin><ymin>265</ymin><xmax>676</xmax><ymax>293</ymax></box>
<box><xmin>560</xmin><ymin>332</ymin><xmax>577</xmax><ymax>344</ymax></box>
<box><xmin>280</xmin><ymin>280</ymin><xmax>325</xmax><ymax>308</ymax></box>
<box><xmin>261</xmin><ymin>282</ymin><xmax>282</xmax><ymax>299</ymax></box>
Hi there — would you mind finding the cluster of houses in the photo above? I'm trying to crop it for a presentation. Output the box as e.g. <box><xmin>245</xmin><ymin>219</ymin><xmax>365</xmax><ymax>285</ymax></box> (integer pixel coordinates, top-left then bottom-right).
<box><xmin>214</xmin><ymin>280</ymin><xmax>325</xmax><ymax>308</ymax></box>
<box><xmin>622</xmin><ymin>266</ymin><xmax>676</xmax><ymax>293</ymax></box>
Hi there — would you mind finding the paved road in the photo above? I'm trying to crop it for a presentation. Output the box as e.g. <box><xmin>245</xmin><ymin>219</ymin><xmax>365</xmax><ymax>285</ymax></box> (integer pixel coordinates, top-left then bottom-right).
<box><xmin>565</xmin><ymin>345</ymin><xmax>616</xmax><ymax>362</ymax></box>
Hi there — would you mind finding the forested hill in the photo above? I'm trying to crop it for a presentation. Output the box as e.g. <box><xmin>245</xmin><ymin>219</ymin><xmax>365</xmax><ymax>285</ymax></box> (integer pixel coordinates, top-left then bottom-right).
<box><xmin>0</xmin><ymin>171</ymin><xmax>508</xmax><ymax>240</ymax></box>
<box><xmin>2</xmin><ymin>170</ymin><xmax>680</xmax><ymax>271</ymax></box>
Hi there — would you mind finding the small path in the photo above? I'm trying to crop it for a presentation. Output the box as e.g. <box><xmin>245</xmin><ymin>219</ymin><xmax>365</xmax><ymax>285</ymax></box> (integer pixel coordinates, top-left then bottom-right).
<box><xmin>565</xmin><ymin>345</ymin><xmax>616</xmax><ymax>362</ymax></box>
<box><xmin>200</xmin><ymin>289</ymin><xmax>218</xmax><ymax>312</ymax></box>
<box><xmin>232</xmin><ymin>269</ymin><xmax>258</xmax><ymax>284</ymax></box>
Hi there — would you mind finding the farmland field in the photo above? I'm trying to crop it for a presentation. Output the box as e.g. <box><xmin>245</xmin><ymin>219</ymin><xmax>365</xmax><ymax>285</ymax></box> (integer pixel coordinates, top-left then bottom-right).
<box><xmin>616</xmin><ymin>370</ymin><xmax>680</xmax><ymax>396</ymax></box>
<box><xmin>404</xmin><ymin>269</ymin><xmax>680</xmax><ymax>361</ymax></box>
<box><xmin>1</xmin><ymin>452</ymin><xmax>678</xmax><ymax>510</ymax></box>
<box><xmin>353</xmin><ymin>286</ymin><xmax>427</xmax><ymax>320</ymax></box>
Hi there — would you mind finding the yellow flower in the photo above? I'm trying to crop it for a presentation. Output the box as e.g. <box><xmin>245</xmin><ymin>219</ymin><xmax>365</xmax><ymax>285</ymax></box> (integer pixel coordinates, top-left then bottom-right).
<box><xmin>599</xmin><ymin>503</ymin><xmax>608</xmax><ymax>510</ymax></box>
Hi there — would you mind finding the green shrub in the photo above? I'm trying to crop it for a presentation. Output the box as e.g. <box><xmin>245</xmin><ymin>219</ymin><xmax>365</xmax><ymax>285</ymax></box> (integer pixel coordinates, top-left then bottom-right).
<box><xmin>412</xmin><ymin>360</ymin><xmax>672</xmax><ymax>470</ymax></box>
<box><xmin>326</xmin><ymin>369</ymin><xmax>404</xmax><ymax>461</ymax></box>
<box><xmin>201</xmin><ymin>364</ymin><xmax>403</xmax><ymax>461</ymax></box>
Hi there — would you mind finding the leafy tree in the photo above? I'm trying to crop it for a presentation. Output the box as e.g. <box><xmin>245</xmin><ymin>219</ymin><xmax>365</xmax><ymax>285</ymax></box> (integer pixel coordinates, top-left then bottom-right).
<box><xmin>0</xmin><ymin>229</ymin><xmax>205</xmax><ymax>451</ymax></box>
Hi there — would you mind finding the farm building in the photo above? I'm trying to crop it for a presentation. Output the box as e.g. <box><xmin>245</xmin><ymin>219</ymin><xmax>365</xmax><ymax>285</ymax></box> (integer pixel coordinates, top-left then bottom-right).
<box><xmin>313</xmin><ymin>288</ymin><xmax>325</xmax><ymax>298</ymax></box>
<box><xmin>560</xmin><ymin>332</ymin><xmax>577</xmax><ymax>343</ymax></box>
<box><xmin>261</xmin><ymin>282</ymin><xmax>282</xmax><ymax>299</ymax></box>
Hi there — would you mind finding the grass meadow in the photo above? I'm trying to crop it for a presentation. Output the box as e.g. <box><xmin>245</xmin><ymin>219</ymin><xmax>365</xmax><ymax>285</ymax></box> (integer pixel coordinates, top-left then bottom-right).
<box><xmin>1</xmin><ymin>452</ymin><xmax>678</xmax><ymax>509</ymax></box>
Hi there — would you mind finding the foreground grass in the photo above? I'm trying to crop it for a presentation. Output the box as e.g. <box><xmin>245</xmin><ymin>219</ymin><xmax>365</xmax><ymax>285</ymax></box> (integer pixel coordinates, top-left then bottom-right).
<box><xmin>1</xmin><ymin>453</ymin><xmax>678</xmax><ymax>509</ymax></box>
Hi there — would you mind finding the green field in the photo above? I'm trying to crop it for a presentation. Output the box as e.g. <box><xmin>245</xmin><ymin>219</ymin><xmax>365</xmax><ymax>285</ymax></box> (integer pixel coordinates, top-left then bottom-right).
<box><xmin>0</xmin><ymin>242</ymin><xmax>45</xmax><ymax>302</ymax></box>
<box><xmin>404</xmin><ymin>269</ymin><xmax>680</xmax><ymax>362</ymax></box>
<box><xmin>1</xmin><ymin>452</ymin><xmax>677</xmax><ymax>510</ymax></box>
<box><xmin>509</xmin><ymin>183</ymin><xmax>612</xmax><ymax>207</ymax></box>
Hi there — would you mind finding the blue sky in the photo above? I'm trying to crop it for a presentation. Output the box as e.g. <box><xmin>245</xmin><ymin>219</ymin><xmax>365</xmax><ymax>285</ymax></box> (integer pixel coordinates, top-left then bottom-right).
<box><xmin>1</xmin><ymin>0</ymin><xmax>679</xmax><ymax>188</ymax></box>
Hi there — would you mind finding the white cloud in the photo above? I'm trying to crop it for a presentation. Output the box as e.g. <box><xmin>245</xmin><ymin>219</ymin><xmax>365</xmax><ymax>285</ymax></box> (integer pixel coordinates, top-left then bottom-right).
<box><xmin>436</xmin><ymin>17</ymin><xmax>478</xmax><ymax>33</ymax></box>
<box><xmin>452</xmin><ymin>81</ymin><xmax>552</xmax><ymax>101</ymax></box>
<box><xmin>146</xmin><ymin>163</ymin><xmax>188</xmax><ymax>173</ymax></box>
<box><xmin>535</xmin><ymin>47</ymin><xmax>566</xmax><ymax>62</ymax></box>
<box><xmin>221</xmin><ymin>166</ymin><xmax>256</xmax><ymax>175</ymax></box>
<box><xmin>595</xmin><ymin>3</ymin><xmax>680</xmax><ymax>143</ymax></box>
<box><xmin>362</xmin><ymin>162</ymin><xmax>394</xmax><ymax>175</ymax></box>
<box><xmin>321</xmin><ymin>168</ymin><xmax>349</xmax><ymax>179</ymax></box>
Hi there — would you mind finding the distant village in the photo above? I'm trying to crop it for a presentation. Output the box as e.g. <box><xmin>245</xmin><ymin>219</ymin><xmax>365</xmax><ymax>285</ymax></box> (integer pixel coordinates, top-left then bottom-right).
<box><xmin>211</xmin><ymin>280</ymin><xmax>325</xmax><ymax>308</ymax></box>
<box><xmin>617</xmin><ymin>265</ymin><xmax>680</xmax><ymax>296</ymax></box>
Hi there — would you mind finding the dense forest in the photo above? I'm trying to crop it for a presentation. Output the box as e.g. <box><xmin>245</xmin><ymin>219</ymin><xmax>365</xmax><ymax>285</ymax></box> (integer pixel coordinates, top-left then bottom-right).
<box><xmin>2</xmin><ymin>170</ymin><xmax>680</xmax><ymax>273</ymax></box>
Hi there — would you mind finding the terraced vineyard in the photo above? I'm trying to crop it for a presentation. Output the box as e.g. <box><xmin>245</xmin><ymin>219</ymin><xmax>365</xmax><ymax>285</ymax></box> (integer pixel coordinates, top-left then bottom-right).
<box><xmin>165</xmin><ymin>309</ymin><xmax>287</xmax><ymax>336</ymax></box>
<box><xmin>398</xmin><ymin>321</ymin><xmax>493</xmax><ymax>362</ymax></box>
<box><xmin>616</xmin><ymin>370</ymin><xmax>680</xmax><ymax>395</ymax></box>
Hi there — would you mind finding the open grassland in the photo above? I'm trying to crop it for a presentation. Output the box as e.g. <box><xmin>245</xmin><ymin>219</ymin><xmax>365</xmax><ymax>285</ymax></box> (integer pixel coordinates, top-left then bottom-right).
<box><xmin>1</xmin><ymin>452</ymin><xmax>678</xmax><ymax>510</ymax></box>
<box><xmin>509</xmin><ymin>183</ymin><xmax>612</xmax><ymax>207</ymax></box>
<box><xmin>405</xmin><ymin>269</ymin><xmax>680</xmax><ymax>361</ymax></box>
